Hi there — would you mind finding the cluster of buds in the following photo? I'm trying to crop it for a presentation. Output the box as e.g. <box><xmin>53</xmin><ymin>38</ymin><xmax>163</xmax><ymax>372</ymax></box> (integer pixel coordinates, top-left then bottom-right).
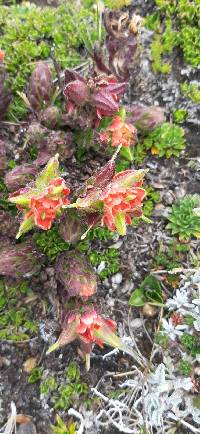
<box><xmin>93</xmin><ymin>10</ymin><xmax>139</xmax><ymax>81</ymax></box>
<box><xmin>8</xmin><ymin>155</ymin><xmax>70</xmax><ymax>238</ymax></box>
<box><xmin>26</xmin><ymin>122</ymin><xmax>73</xmax><ymax>163</ymax></box>
<box><xmin>63</xmin><ymin>69</ymin><xmax>127</xmax><ymax>125</ymax></box>
<box><xmin>28</xmin><ymin>62</ymin><xmax>53</xmax><ymax>111</ymax></box>
<box><xmin>5</xmin><ymin>163</ymin><xmax>38</xmax><ymax>192</ymax></box>
<box><xmin>128</xmin><ymin>104</ymin><xmax>166</xmax><ymax>132</ymax></box>
<box><xmin>56</xmin><ymin>250</ymin><xmax>97</xmax><ymax>298</ymax></box>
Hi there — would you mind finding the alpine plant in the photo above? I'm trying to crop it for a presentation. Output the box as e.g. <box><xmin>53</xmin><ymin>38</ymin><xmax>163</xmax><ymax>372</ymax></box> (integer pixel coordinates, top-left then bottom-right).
<box><xmin>68</xmin><ymin>158</ymin><xmax>147</xmax><ymax>236</ymax></box>
<box><xmin>8</xmin><ymin>154</ymin><xmax>70</xmax><ymax>238</ymax></box>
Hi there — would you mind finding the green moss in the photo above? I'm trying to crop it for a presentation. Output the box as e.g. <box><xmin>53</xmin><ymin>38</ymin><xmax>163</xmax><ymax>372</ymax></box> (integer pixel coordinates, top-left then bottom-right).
<box><xmin>172</xmin><ymin>108</ymin><xmax>188</xmax><ymax>123</ymax></box>
<box><xmin>155</xmin><ymin>332</ymin><xmax>169</xmax><ymax>348</ymax></box>
<box><xmin>181</xmin><ymin>81</ymin><xmax>200</xmax><ymax>104</ymax></box>
<box><xmin>89</xmin><ymin>248</ymin><xmax>120</xmax><ymax>279</ymax></box>
<box><xmin>132</xmin><ymin>186</ymin><xmax>160</xmax><ymax>226</ymax></box>
<box><xmin>132</xmin><ymin>143</ymin><xmax>147</xmax><ymax>165</ymax></box>
<box><xmin>153</xmin><ymin>239</ymin><xmax>189</xmax><ymax>271</ymax></box>
<box><xmin>28</xmin><ymin>367</ymin><xmax>42</xmax><ymax>384</ymax></box>
<box><xmin>51</xmin><ymin>415</ymin><xmax>76</xmax><ymax>434</ymax></box>
<box><xmin>0</xmin><ymin>1</ymin><xmax>100</xmax><ymax>120</ymax></box>
<box><xmin>179</xmin><ymin>361</ymin><xmax>192</xmax><ymax>376</ymax></box>
<box><xmin>155</xmin><ymin>0</ymin><xmax>176</xmax><ymax>16</ymax></box>
<box><xmin>180</xmin><ymin>25</ymin><xmax>200</xmax><ymax>67</ymax></box>
<box><xmin>180</xmin><ymin>333</ymin><xmax>198</xmax><ymax>352</ymax></box>
<box><xmin>103</xmin><ymin>0</ymin><xmax>132</xmax><ymax>8</ymax></box>
<box><xmin>151</xmin><ymin>35</ymin><xmax>171</xmax><ymax>74</ymax></box>
<box><xmin>87</xmin><ymin>226</ymin><xmax>114</xmax><ymax>242</ymax></box>
<box><xmin>0</xmin><ymin>280</ymin><xmax>38</xmax><ymax>341</ymax></box>
<box><xmin>53</xmin><ymin>362</ymin><xmax>89</xmax><ymax>411</ymax></box>
<box><xmin>150</xmin><ymin>1</ymin><xmax>200</xmax><ymax>70</ymax></box>
<box><xmin>33</xmin><ymin>226</ymin><xmax>70</xmax><ymax>260</ymax></box>
<box><xmin>145</xmin><ymin>12</ymin><xmax>161</xmax><ymax>32</ymax></box>
<box><xmin>143</xmin><ymin>122</ymin><xmax>186</xmax><ymax>158</ymax></box>
<box><xmin>40</xmin><ymin>376</ymin><xmax>58</xmax><ymax>394</ymax></box>
<box><xmin>0</xmin><ymin>177</ymin><xmax>17</xmax><ymax>214</ymax></box>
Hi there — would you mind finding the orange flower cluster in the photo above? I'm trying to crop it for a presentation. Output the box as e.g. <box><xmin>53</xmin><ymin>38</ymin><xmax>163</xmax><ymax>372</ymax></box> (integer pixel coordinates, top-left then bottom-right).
<box><xmin>24</xmin><ymin>178</ymin><xmax>70</xmax><ymax>230</ymax></box>
<box><xmin>68</xmin><ymin>310</ymin><xmax>116</xmax><ymax>348</ymax></box>
<box><xmin>100</xmin><ymin>116</ymin><xmax>137</xmax><ymax>148</ymax></box>
<box><xmin>100</xmin><ymin>171</ymin><xmax>146</xmax><ymax>233</ymax></box>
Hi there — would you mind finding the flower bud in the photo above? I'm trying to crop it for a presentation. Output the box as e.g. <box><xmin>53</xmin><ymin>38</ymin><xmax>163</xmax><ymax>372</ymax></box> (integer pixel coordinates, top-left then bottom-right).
<box><xmin>29</xmin><ymin>62</ymin><xmax>53</xmax><ymax>110</ymax></box>
<box><xmin>63</xmin><ymin>80</ymin><xmax>89</xmax><ymax>106</ymax></box>
<box><xmin>0</xmin><ymin>241</ymin><xmax>42</xmax><ymax>277</ymax></box>
<box><xmin>5</xmin><ymin>164</ymin><xmax>38</xmax><ymax>192</ymax></box>
<box><xmin>47</xmin><ymin>307</ymin><xmax>133</xmax><ymax>363</ymax></box>
<box><xmin>0</xmin><ymin>211</ymin><xmax>18</xmax><ymax>238</ymax></box>
<box><xmin>128</xmin><ymin>105</ymin><xmax>166</xmax><ymax>132</ymax></box>
<box><xmin>58</xmin><ymin>211</ymin><xmax>83</xmax><ymax>244</ymax></box>
<box><xmin>56</xmin><ymin>250</ymin><xmax>97</xmax><ymax>298</ymax></box>
<box><xmin>39</xmin><ymin>106</ymin><xmax>61</xmax><ymax>128</ymax></box>
<box><xmin>0</xmin><ymin>139</ymin><xmax>7</xmax><ymax>174</ymax></box>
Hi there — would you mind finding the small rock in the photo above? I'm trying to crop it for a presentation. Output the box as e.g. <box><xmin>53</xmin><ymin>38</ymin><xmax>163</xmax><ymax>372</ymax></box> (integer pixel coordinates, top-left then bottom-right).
<box><xmin>130</xmin><ymin>318</ymin><xmax>143</xmax><ymax>329</ymax></box>
<box><xmin>162</xmin><ymin>191</ymin><xmax>175</xmax><ymax>205</ymax></box>
<box><xmin>17</xmin><ymin>422</ymin><xmax>37</xmax><ymax>434</ymax></box>
<box><xmin>153</xmin><ymin>204</ymin><xmax>170</xmax><ymax>218</ymax></box>
<box><xmin>23</xmin><ymin>356</ymin><xmax>38</xmax><ymax>373</ymax></box>
<box><xmin>121</xmin><ymin>279</ymin><xmax>134</xmax><ymax>293</ymax></box>
<box><xmin>111</xmin><ymin>273</ymin><xmax>123</xmax><ymax>285</ymax></box>
<box><xmin>175</xmin><ymin>186</ymin><xmax>186</xmax><ymax>200</ymax></box>
<box><xmin>97</xmin><ymin>261</ymin><xmax>106</xmax><ymax>274</ymax></box>
<box><xmin>45</xmin><ymin>267</ymin><xmax>55</xmax><ymax>277</ymax></box>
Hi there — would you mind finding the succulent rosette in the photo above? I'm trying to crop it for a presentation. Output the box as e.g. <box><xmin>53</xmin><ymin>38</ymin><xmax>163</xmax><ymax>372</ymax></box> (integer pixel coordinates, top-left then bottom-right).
<box><xmin>8</xmin><ymin>154</ymin><xmax>70</xmax><ymax>238</ymax></box>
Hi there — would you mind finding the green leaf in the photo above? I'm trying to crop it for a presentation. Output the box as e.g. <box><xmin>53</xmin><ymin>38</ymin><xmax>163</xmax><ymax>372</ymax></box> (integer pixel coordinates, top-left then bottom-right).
<box><xmin>16</xmin><ymin>214</ymin><xmax>35</xmax><ymax>239</ymax></box>
<box><xmin>129</xmin><ymin>274</ymin><xmax>163</xmax><ymax>307</ymax></box>
<box><xmin>114</xmin><ymin>211</ymin><xmax>126</xmax><ymax>235</ymax></box>
<box><xmin>120</xmin><ymin>146</ymin><xmax>133</xmax><ymax>162</ymax></box>
<box><xmin>129</xmin><ymin>287</ymin><xmax>145</xmax><ymax>307</ymax></box>
<box><xmin>35</xmin><ymin>154</ymin><xmax>59</xmax><ymax>190</ymax></box>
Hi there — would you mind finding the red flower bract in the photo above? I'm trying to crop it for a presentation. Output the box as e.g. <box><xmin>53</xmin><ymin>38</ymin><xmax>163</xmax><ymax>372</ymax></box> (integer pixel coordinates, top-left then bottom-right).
<box><xmin>100</xmin><ymin>116</ymin><xmax>137</xmax><ymax>148</ymax></box>
<box><xmin>76</xmin><ymin>310</ymin><xmax>116</xmax><ymax>347</ymax></box>
<box><xmin>29</xmin><ymin>196</ymin><xmax>62</xmax><ymax>230</ymax></box>
<box><xmin>100</xmin><ymin>171</ymin><xmax>146</xmax><ymax>234</ymax></box>
<box><xmin>26</xmin><ymin>178</ymin><xmax>70</xmax><ymax>230</ymax></box>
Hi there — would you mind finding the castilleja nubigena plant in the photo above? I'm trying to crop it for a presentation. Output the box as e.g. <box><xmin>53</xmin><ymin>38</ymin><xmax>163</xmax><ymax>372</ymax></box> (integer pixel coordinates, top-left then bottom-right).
<box><xmin>3</xmin><ymin>20</ymin><xmax>162</xmax><ymax>368</ymax></box>
<box><xmin>9</xmin><ymin>147</ymin><xmax>148</xmax><ymax>368</ymax></box>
